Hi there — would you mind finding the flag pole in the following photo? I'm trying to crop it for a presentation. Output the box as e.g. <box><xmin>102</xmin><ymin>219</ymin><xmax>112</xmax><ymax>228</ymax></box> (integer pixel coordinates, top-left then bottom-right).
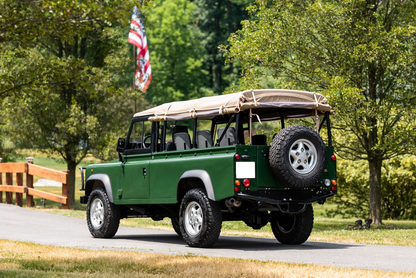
<box><xmin>133</xmin><ymin>44</ymin><xmax>136</xmax><ymax>114</ymax></box>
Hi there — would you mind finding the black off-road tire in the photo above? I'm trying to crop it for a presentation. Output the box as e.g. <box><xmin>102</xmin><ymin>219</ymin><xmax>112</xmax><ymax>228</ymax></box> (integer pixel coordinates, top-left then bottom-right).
<box><xmin>86</xmin><ymin>187</ymin><xmax>120</xmax><ymax>238</ymax></box>
<box><xmin>171</xmin><ymin>217</ymin><xmax>181</xmax><ymax>236</ymax></box>
<box><xmin>270</xmin><ymin>204</ymin><xmax>314</xmax><ymax>245</ymax></box>
<box><xmin>269</xmin><ymin>125</ymin><xmax>326</xmax><ymax>189</ymax></box>
<box><xmin>179</xmin><ymin>188</ymin><xmax>222</xmax><ymax>247</ymax></box>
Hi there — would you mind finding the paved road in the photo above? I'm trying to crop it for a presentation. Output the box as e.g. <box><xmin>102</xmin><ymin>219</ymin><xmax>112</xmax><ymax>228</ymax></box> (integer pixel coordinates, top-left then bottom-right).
<box><xmin>1</xmin><ymin>203</ymin><xmax>415</xmax><ymax>273</ymax></box>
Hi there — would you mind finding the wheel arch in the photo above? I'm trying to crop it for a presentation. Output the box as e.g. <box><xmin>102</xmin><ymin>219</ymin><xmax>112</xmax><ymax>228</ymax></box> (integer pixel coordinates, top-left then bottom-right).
<box><xmin>86</xmin><ymin>174</ymin><xmax>114</xmax><ymax>203</ymax></box>
<box><xmin>177</xmin><ymin>170</ymin><xmax>215</xmax><ymax>201</ymax></box>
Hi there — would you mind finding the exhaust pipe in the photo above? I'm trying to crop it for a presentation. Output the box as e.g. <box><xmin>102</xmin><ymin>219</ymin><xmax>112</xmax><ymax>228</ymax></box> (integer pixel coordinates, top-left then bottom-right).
<box><xmin>225</xmin><ymin>198</ymin><xmax>242</xmax><ymax>208</ymax></box>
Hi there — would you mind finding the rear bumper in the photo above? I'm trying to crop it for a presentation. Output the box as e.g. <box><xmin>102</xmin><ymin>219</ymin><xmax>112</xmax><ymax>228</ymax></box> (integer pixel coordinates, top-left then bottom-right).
<box><xmin>236</xmin><ymin>192</ymin><xmax>335</xmax><ymax>213</ymax></box>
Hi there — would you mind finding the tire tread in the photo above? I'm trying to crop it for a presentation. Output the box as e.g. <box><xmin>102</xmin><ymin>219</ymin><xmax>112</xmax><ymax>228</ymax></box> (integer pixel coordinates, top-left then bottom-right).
<box><xmin>179</xmin><ymin>188</ymin><xmax>222</xmax><ymax>247</ymax></box>
<box><xmin>86</xmin><ymin>187</ymin><xmax>120</xmax><ymax>238</ymax></box>
<box><xmin>269</xmin><ymin>125</ymin><xmax>326</xmax><ymax>189</ymax></box>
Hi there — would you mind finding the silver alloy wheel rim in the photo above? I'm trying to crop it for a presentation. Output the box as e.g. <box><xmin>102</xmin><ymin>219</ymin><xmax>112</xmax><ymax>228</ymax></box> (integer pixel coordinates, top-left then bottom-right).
<box><xmin>184</xmin><ymin>201</ymin><xmax>203</xmax><ymax>236</ymax></box>
<box><xmin>288</xmin><ymin>138</ymin><xmax>317</xmax><ymax>174</ymax></box>
<box><xmin>90</xmin><ymin>198</ymin><xmax>104</xmax><ymax>229</ymax></box>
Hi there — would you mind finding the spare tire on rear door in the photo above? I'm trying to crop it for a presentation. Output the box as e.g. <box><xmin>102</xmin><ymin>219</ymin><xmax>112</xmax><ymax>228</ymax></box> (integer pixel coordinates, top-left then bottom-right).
<box><xmin>269</xmin><ymin>125</ymin><xmax>326</xmax><ymax>189</ymax></box>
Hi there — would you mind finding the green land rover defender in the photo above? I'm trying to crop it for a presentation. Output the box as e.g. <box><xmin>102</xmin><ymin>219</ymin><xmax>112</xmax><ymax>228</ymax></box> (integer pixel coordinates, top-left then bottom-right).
<box><xmin>80</xmin><ymin>89</ymin><xmax>337</xmax><ymax>247</ymax></box>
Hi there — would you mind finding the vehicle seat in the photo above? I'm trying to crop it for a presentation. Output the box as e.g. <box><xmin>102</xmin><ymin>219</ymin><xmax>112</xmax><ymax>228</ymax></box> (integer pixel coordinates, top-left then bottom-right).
<box><xmin>218</xmin><ymin>127</ymin><xmax>236</xmax><ymax>146</ymax></box>
<box><xmin>197</xmin><ymin>130</ymin><xmax>213</xmax><ymax>148</ymax></box>
<box><xmin>174</xmin><ymin>132</ymin><xmax>191</xmax><ymax>150</ymax></box>
<box><xmin>252</xmin><ymin>134</ymin><xmax>267</xmax><ymax>145</ymax></box>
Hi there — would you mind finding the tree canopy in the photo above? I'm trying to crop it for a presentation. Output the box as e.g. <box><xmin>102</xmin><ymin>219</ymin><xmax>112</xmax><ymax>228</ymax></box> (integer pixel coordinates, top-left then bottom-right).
<box><xmin>144</xmin><ymin>0</ymin><xmax>207</xmax><ymax>104</ymax></box>
<box><xmin>224</xmin><ymin>0</ymin><xmax>416</xmax><ymax>223</ymax></box>
<box><xmin>0</xmin><ymin>0</ymin><xmax>141</xmax><ymax>207</ymax></box>
<box><xmin>194</xmin><ymin>0</ymin><xmax>253</xmax><ymax>94</ymax></box>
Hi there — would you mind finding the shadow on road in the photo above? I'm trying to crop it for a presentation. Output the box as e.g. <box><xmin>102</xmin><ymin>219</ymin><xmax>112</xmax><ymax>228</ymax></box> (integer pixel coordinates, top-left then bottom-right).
<box><xmin>113</xmin><ymin>232</ymin><xmax>357</xmax><ymax>251</ymax></box>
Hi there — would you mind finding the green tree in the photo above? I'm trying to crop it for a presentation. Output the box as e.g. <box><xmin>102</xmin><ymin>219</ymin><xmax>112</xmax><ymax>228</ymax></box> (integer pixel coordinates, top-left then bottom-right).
<box><xmin>144</xmin><ymin>0</ymin><xmax>208</xmax><ymax>104</ymax></box>
<box><xmin>194</xmin><ymin>0</ymin><xmax>253</xmax><ymax>94</ymax></box>
<box><xmin>1</xmin><ymin>0</ymin><xmax>141</xmax><ymax>207</ymax></box>
<box><xmin>224</xmin><ymin>0</ymin><xmax>416</xmax><ymax>224</ymax></box>
<box><xmin>0</xmin><ymin>0</ymin><xmax>139</xmax><ymax>96</ymax></box>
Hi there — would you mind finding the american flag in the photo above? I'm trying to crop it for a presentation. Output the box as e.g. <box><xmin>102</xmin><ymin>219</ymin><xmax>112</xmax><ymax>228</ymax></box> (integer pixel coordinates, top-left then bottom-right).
<box><xmin>128</xmin><ymin>6</ymin><xmax>152</xmax><ymax>92</ymax></box>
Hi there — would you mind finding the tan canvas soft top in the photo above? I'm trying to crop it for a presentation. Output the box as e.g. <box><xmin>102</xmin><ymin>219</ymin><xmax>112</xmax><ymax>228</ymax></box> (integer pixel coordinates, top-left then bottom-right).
<box><xmin>134</xmin><ymin>89</ymin><xmax>332</xmax><ymax>121</ymax></box>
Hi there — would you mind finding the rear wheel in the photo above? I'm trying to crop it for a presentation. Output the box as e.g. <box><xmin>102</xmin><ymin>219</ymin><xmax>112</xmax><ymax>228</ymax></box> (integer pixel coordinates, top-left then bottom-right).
<box><xmin>86</xmin><ymin>187</ymin><xmax>120</xmax><ymax>238</ymax></box>
<box><xmin>179</xmin><ymin>188</ymin><xmax>222</xmax><ymax>247</ymax></box>
<box><xmin>270</xmin><ymin>204</ymin><xmax>314</xmax><ymax>245</ymax></box>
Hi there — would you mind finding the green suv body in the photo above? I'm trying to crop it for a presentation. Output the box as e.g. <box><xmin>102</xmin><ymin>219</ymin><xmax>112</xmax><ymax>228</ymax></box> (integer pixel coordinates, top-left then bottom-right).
<box><xmin>80</xmin><ymin>89</ymin><xmax>337</xmax><ymax>247</ymax></box>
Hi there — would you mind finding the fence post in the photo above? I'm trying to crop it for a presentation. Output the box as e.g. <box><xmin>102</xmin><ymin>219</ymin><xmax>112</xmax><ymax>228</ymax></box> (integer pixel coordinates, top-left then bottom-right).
<box><xmin>62</xmin><ymin>170</ymin><xmax>70</xmax><ymax>209</ymax></box>
<box><xmin>26</xmin><ymin>157</ymin><xmax>34</xmax><ymax>207</ymax></box>
<box><xmin>16</xmin><ymin>172</ymin><xmax>23</xmax><ymax>207</ymax></box>
<box><xmin>0</xmin><ymin>157</ymin><xmax>2</xmax><ymax>203</ymax></box>
<box><xmin>5</xmin><ymin>172</ymin><xmax>13</xmax><ymax>204</ymax></box>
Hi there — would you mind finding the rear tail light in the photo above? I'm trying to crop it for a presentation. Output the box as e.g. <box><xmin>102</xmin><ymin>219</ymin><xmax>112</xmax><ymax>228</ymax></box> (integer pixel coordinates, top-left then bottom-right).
<box><xmin>234</xmin><ymin>180</ymin><xmax>241</xmax><ymax>192</ymax></box>
<box><xmin>234</xmin><ymin>154</ymin><xmax>241</xmax><ymax>160</ymax></box>
<box><xmin>243</xmin><ymin>179</ymin><xmax>250</xmax><ymax>187</ymax></box>
<box><xmin>331</xmin><ymin>180</ymin><xmax>337</xmax><ymax>191</ymax></box>
<box><xmin>331</xmin><ymin>155</ymin><xmax>336</xmax><ymax>161</ymax></box>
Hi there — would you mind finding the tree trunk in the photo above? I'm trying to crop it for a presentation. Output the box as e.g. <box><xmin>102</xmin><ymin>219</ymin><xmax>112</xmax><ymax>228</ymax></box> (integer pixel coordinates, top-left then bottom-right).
<box><xmin>213</xmin><ymin>0</ymin><xmax>221</xmax><ymax>92</ymax></box>
<box><xmin>368</xmin><ymin>158</ymin><xmax>382</xmax><ymax>224</ymax></box>
<box><xmin>67</xmin><ymin>160</ymin><xmax>77</xmax><ymax>208</ymax></box>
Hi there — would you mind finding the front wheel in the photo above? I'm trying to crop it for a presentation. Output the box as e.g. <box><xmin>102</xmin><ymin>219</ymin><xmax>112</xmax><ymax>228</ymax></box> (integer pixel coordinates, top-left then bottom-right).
<box><xmin>86</xmin><ymin>187</ymin><xmax>120</xmax><ymax>238</ymax></box>
<box><xmin>270</xmin><ymin>204</ymin><xmax>314</xmax><ymax>245</ymax></box>
<box><xmin>179</xmin><ymin>188</ymin><xmax>222</xmax><ymax>247</ymax></box>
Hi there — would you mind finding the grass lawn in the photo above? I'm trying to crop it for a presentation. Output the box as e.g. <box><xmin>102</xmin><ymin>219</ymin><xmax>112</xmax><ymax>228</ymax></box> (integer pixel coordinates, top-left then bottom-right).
<box><xmin>0</xmin><ymin>239</ymin><xmax>414</xmax><ymax>278</ymax></box>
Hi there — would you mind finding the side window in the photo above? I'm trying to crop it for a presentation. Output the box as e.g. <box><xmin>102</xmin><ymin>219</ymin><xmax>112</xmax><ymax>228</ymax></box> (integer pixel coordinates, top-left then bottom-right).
<box><xmin>215</xmin><ymin>122</ymin><xmax>237</xmax><ymax>146</ymax></box>
<box><xmin>128</xmin><ymin>121</ymin><xmax>152</xmax><ymax>150</ymax></box>
<box><xmin>167</xmin><ymin>120</ymin><xmax>192</xmax><ymax>151</ymax></box>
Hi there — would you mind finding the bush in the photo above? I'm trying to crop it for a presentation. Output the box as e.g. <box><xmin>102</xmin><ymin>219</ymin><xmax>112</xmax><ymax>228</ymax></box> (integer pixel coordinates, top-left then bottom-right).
<box><xmin>0</xmin><ymin>138</ymin><xmax>17</xmax><ymax>162</ymax></box>
<box><xmin>381</xmin><ymin>156</ymin><xmax>416</xmax><ymax>219</ymax></box>
<box><xmin>326</xmin><ymin>159</ymin><xmax>369</xmax><ymax>219</ymax></box>
<box><xmin>326</xmin><ymin>156</ymin><xmax>416</xmax><ymax>220</ymax></box>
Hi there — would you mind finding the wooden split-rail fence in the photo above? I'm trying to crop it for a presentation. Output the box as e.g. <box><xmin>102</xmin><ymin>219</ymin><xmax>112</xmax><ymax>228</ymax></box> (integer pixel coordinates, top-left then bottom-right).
<box><xmin>0</xmin><ymin>157</ymin><xmax>69</xmax><ymax>209</ymax></box>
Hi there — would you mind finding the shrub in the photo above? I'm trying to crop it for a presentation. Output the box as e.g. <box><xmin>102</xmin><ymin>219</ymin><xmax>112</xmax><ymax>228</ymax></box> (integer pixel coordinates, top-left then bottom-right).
<box><xmin>326</xmin><ymin>156</ymin><xmax>416</xmax><ymax>220</ymax></box>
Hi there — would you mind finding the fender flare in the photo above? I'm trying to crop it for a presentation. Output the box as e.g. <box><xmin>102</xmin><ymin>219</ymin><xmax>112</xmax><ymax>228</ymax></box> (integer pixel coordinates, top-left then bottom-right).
<box><xmin>86</xmin><ymin>174</ymin><xmax>114</xmax><ymax>203</ymax></box>
<box><xmin>178</xmin><ymin>170</ymin><xmax>216</xmax><ymax>201</ymax></box>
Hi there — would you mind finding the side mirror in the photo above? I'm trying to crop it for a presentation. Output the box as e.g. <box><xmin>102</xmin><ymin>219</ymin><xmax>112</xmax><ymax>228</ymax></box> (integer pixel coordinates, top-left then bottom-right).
<box><xmin>116</xmin><ymin>137</ymin><xmax>126</xmax><ymax>153</ymax></box>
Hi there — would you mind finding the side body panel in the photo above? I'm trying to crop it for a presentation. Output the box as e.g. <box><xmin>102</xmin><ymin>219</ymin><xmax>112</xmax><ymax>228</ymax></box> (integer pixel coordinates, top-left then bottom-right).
<box><xmin>85</xmin><ymin>161</ymin><xmax>121</xmax><ymax>202</ymax></box>
<box><xmin>150</xmin><ymin>147</ymin><xmax>235</xmax><ymax>202</ymax></box>
<box><xmin>119</xmin><ymin>154</ymin><xmax>150</xmax><ymax>199</ymax></box>
<box><xmin>105</xmin><ymin>146</ymin><xmax>235</xmax><ymax>205</ymax></box>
